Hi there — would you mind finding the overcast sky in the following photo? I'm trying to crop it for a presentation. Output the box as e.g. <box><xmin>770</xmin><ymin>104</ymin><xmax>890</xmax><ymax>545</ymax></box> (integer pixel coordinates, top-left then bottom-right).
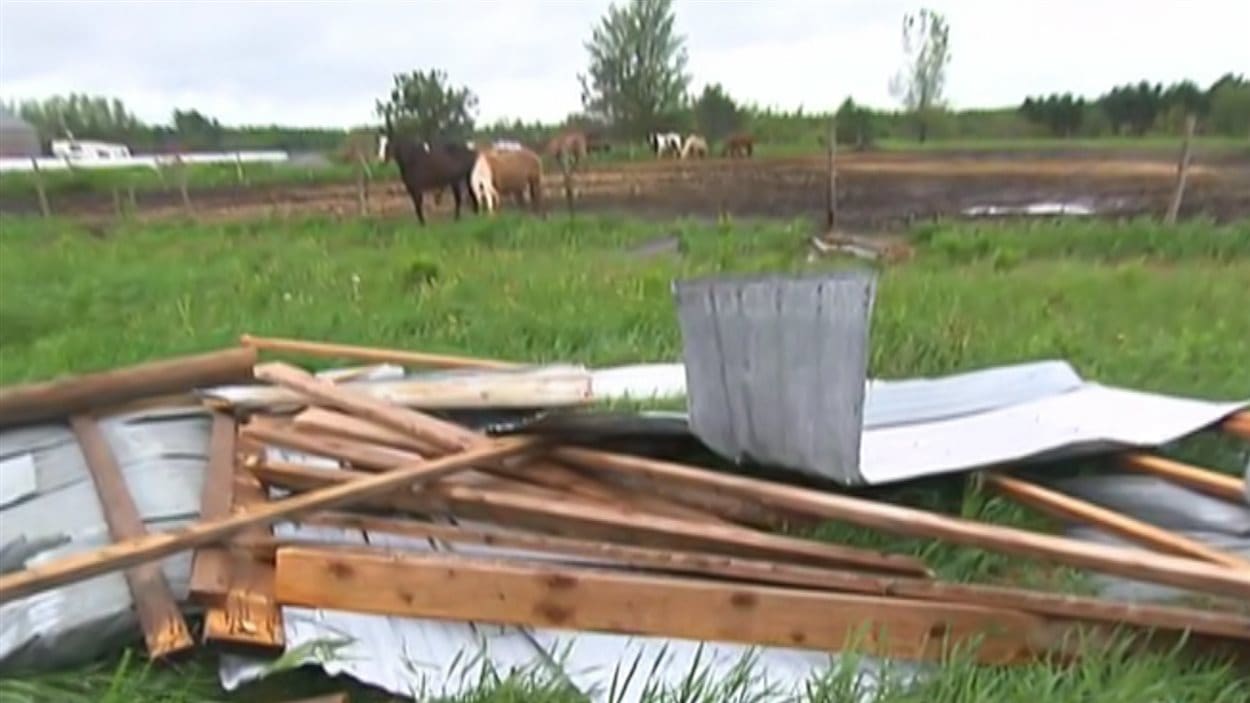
<box><xmin>1</xmin><ymin>0</ymin><xmax>1246</xmax><ymax>128</ymax></box>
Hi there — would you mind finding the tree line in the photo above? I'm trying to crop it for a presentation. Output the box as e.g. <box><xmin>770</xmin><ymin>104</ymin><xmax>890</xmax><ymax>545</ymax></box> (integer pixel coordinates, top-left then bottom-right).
<box><xmin>5</xmin><ymin>0</ymin><xmax>1247</xmax><ymax>157</ymax></box>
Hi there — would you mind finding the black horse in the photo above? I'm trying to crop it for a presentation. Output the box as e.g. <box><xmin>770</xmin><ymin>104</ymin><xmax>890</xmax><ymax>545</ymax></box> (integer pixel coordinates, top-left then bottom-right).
<box><xmin>380</xmin><ymin>131</ymin><xmax>479</xmax><ymax>225</ymax></box>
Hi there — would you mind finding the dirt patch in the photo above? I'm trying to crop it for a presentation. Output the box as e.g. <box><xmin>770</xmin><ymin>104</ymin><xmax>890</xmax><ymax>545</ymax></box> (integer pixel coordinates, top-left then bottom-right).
<box><xmin>4</xmin><ymin>151</ymin><xmax>1247</xmax><ymax>231</ymax></box>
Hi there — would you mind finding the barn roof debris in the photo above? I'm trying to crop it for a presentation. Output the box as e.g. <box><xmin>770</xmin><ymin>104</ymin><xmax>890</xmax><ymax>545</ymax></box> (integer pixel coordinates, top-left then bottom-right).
<box><xmin>1</xmin><ymin>292</ymin><xmax>1248</xmax><ymax>698</ymax></box>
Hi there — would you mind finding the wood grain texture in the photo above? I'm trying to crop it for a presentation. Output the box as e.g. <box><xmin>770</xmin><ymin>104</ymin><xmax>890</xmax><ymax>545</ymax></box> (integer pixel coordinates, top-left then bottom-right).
<box><xmin>985</xmin><ymin>473</ymin><xmax>1250</xmax><ymax>570</ymax></box>
<box><xmin>71</xmin><ymin>415</ymin><xmax>194</xmax><ymax>658</ymax></box>
<box><xmin>0</xmin><ymin>347</ymin><xmax>255</xmax><ymax>427</ymax></box>
<box><xmin>189</xmin><ymin>412</ymin><xmax>237</xmax><ymax>602</ymax></box>
<box><xmin>240</xmin><ymin>333</ymin><xmax>517</xmax><ymax>370</ymax></box>
<box><xmin>204</xmin><ymin>442</ymin><xmax>284</xmax><ymax>652</ymax></box>
<box><xmin>556</xmin><ymin>447</ymin><xmax>1250</xmax><ymax>600</ymax></box>
<box><xmin>1119</xmin><ymin>453</ymin><xmax>1245</xmax><ymax>504</ymax></box>
<box><xmin>251</xmin><ymin>461</ymin><xmax>929</xmax><ymax>576</ymax></box>
<box><xmin>253</xmin><ymin>362</ymin><xmax>480</xmax><ymax>452</ymax></box>
<box><xmin>274</xmin><ymin>548</ymin><xmax>1046</xmax><ymax>664</ymax></box>
<box><xmin>290</xmin><ymin>512</ymin><xmax>1250</xmax><ymax>640</ymax></box>
<box><xmin>0</xmin><ymin>437</ymin><xmax>534</xmax><ymax>604</ymax></box>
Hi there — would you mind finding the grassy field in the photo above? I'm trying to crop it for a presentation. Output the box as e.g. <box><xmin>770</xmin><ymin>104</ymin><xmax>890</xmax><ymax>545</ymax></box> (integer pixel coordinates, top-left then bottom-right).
<box><xmin>1</xmin><ymin>135</ymin><xmax>1244</xmax><ymax>203</ymax></box>
<box><xmin>1</xmin><ymin>212</ymin><xmax>1248</xmax><ymax>701</ymax></box>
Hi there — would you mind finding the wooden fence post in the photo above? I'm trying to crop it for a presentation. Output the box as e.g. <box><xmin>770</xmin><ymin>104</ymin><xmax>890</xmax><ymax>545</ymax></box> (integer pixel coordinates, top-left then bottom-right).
<box><xmin>826</xmin><ymin>117</ymin><xmax>838</xmax><ymax>232</ymax></box>
<box><xmin>355</xmin><ymin>153</ymin><xmax>370</xmax><ymax>216</ymax></box>
<box><xmin>112</xmin><ymin>187</ymin><xmax>123</xmax><ymax>219</ymax></box>
<box><xmin>234</xmin><ymin>153</ymin><xmax>247</xmax><ymax>185</ymax></box>
<box><xmin>127</xmin><ymin>185</ymin><xmax>137</xmax><ymax>214</ymax></box>
<box><xmin>1165</xmin><ymin>114</ymin><xmax>1196</xmax><ymax>226</ymax></box>
<box><xmin>30</xmin><ymin>158</ymin><xmax>51</xmax><ymax>218</ymax></box>
<box><xmin>559</xmin><ymin>151</ymin><xmax>575</xmax><ymax>218</ymax></box>
<box><xmin>176</xmin><ymin>155</ymin><xmax>193</xmax><ymax>217</ymax></box>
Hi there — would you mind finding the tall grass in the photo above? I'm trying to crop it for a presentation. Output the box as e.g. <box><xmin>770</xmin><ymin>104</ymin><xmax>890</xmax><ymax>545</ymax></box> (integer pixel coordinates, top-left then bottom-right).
<box><xmin>0</xmin><ymin>213</ymin><xmax>1247</xmax><ymax>701</ymax></box>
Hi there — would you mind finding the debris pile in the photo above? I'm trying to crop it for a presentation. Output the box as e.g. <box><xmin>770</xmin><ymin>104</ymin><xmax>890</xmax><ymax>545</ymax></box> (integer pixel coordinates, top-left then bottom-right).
<box><xmin>1</xmin><ymin>334</ymin><xmax>1248</xmax><ymax>696</ymax></box>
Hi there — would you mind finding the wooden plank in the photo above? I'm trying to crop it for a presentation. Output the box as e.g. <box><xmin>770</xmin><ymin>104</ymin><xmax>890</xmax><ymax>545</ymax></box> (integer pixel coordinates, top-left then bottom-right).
<box><xmin>189</xmin><ymin>412</ymin><xmax>237</xmax><ymax>602</ymax></box>
<box><xmin>272</xmin><ymin>415</ymin><xmax>728</xmax><ymax>524</ymax></box>
<box><xmin>0</xmin><ymin>436</ymin><xmax>534</xmax><ymax>604</ymax></box>
<box><xmin>985</xmin><ymin>473</ymin><xmax>1250</xmax><ymax>570</ymax></box>
<box><xmin>251</xmin><ymin>461</ymin><xmax>930</xmax><ymax>576</ymax></box>
<box><xmin>203</xmin><ymin>443</ymin><xmax>284</xmax><ymax>652</ymax></box>
<box><xmin>0</xmin><ymin>347</ymin><xmax>256</xmax><ymax>427</ymax></box>
<box><xmin>274</xmin><ymin>547</ymin><xmax>1046</xmax><ymax>664</ymax></box>
<box><xmin>289</xmin><ymin>511</ymin><xmax>1250</xmax><ymax>640</ymax></box>
<box><xmin>70</xmin><ymin>415</ymin><xmax>194</xmax><ymax>658</ymax></box>
<box><xmin>555</xmin><ymin>447</ymin><xmax>1250</xmax><ymax>600</ymax></box>
<box><xmin>253</xmin><ymin>362</ymin><xmax>479</xmax><ymax>452</ymax></box>
<box><xmin>1119</xmin><ymin>453</ymin><xmax>1245</xmax><ymax>504</ymax></box>
<box><xmin>1224</xmin><ymin>414</ymin><xmax>1250</xmax><ymax>440</ymax></box>
<box><xmin>240</xmin><ymin>334</ymin><xmax>517</xmax><ymax>370</ymax></box>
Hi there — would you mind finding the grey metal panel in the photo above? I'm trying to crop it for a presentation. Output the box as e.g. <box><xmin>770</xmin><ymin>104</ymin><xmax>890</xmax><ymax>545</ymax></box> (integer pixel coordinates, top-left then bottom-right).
<box><xmin>0</xmin><ymin>413</ymin><xmax>208</xmax><ymax>671</ymax></box>
<box><xmin>674</xmin><ymin>270</ymin><xmax>876</xmax><ymax>484</ymax></box>
<box><xmin>862</xmin><ymin>360</ymin><xmax>1083</xmax><ymax>429</ymax></box>
<box><xmin>1049</xmin><ymin>474</ymin><xmax>1250</xmax><ymax>533</ymax></box>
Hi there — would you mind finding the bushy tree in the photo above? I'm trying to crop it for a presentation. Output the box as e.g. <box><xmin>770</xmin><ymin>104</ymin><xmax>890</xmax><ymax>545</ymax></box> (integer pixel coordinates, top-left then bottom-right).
<box><xmin>835</xmin><ymin>97</ymin><xmax>876</xmax><ymax>148</ymax></box>
<box><xmin>376</xmin><ymin>69</ymin><xmax>478</xmax><ymax>142</ymax></box>
<box><xmin>14</xmin><ymin>94</ymin><xmax>144</xmax><ymax>143</ymax></box>
<box><xmin>1207</xmin><ymin>75</ymin><xmax>1250</xmax><ymax>137</ymax></box>
<box><xmin>692</xmin><ymin>83</ymin><xmax>743</xmax><ymax>142</ymax></box>
<box><xmin>1099</xmin><ymin>82</ymin><xmax>1163</xmax><ymax>136</ymax></box>
<box><xmin>1019</xmin><ymin>93</ymin><xmax>1085</xmax><ymax>137</ymax></box>
<box><xmin>889</xmin><ymin>8</ymin><xmax>951</xmax><ymax>143</ymax></box>
<box><xmin>579</xmin><ymin>0</ymin><xmax>690</xmax><ymax>139</ymax></box>
<box><xmin>171</xmin><ymin>109</ymin><xmax>224</xmax><ymax>149</ymax></box>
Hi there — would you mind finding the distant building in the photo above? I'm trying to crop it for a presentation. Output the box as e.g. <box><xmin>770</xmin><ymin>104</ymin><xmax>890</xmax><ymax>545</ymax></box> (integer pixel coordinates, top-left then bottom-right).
<box><xmin>0</xmin><ymin>106</ymin><xmax>40</xmax><ymax>158</ymax></box>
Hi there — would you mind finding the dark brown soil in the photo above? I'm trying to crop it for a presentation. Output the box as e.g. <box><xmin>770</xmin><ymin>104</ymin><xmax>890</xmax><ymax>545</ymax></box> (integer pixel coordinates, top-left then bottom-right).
<box><xmin>4</xmin><ymin>151</ymin><xmax>1247</xmax><ymax>230</ymax></box>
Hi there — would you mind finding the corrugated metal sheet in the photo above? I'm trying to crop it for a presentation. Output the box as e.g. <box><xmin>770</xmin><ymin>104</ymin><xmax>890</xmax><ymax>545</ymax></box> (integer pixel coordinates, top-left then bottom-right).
<box><xmin>0</xmin><ymin>408</ymin><xmax>209</xmax><ymax>672</ymax></box>
<box><xmin>674</xmin><ymin>271</ymin><xmax>876</xmax><ymax>485</ymax></box>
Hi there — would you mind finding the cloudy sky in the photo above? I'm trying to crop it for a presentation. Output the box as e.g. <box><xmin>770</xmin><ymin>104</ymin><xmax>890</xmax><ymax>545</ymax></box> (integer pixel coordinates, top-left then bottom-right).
<box><xmin>0</xmin><ymin>0</ymin><xmax>1245</xmax><ymax>128</ymax></box>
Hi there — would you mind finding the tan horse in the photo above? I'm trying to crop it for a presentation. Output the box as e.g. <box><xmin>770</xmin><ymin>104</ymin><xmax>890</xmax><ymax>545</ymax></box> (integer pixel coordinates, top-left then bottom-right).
<box><xmin>723</xmin><ymin>133</ymin><xmax>755</xmax><ymax>158</ymax></box>
<box><xmin>546</xmin><ymin>131</ymin><xmax>587</xmax><ymax>166</ymax></box>
<box><xmin>681</xmin><ymin>134</ymin><xmax>708</xmax><ymax>159</ymax></box>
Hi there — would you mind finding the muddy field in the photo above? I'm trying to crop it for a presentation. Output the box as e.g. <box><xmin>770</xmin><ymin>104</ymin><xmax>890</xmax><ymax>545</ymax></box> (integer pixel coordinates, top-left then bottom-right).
<box><xmin>4</xmin><ymin>150</ymin><xmax>1248</xmax><ymax>230</ymax></box>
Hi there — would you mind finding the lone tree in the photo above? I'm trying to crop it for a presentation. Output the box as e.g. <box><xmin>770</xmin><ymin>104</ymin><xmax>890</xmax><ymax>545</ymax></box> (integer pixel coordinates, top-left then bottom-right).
<box><xmin>579</xmin><ymin>0</ymin><xmax>690</xmax><ymax>139</ymax></box>
<box><xmin>889</xmin><ymin>8</ymin><xmax>951</xmax><ymax>143</ymax></box>
<box><xmin>692</xmin><ymin>83</ymin><xmax>743</xmax><ymax>142</ymax></box>
<box><xmin>376</xmin><ymin>69</ymin><xmax>478</xmax><ymax>142</ymax></box>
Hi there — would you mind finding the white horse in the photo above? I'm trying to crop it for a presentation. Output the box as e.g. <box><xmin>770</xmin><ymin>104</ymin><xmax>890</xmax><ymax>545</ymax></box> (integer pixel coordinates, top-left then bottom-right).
<box><xmin>470</xmin><ymin>153</ymin><xmax>499</xmax><ymax>213</ymax></box>
<box><xmin>649</xmin><ymin>132</ymin><xmax>683</xmax><ymax>159</ymax></box>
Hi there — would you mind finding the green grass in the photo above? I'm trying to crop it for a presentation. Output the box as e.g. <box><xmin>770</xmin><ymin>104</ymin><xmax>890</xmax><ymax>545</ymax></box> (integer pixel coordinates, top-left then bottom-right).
<box><xmin>1</xmin><ymin>212</ymin><xmax>1248</xmax><ymax>700</ymax></box>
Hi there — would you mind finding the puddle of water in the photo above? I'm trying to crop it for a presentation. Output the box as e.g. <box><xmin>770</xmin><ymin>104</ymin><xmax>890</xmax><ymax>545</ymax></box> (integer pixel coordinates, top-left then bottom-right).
<box><xmin>963</xmin><ymin>201</ymin><xmax>1097</xmax><ymax>217</ymax></box>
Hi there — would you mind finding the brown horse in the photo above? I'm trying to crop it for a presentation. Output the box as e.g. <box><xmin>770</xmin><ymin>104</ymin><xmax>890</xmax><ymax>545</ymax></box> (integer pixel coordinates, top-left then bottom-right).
<box><xmin>723</xmin><ymin>133</ymin><xmax>755</xmax><ymax>158</ymax></box>
<box><xmin>546</xmin><ymin>131</ymin><xmax>588</xmax><ymax>166</ymax></box>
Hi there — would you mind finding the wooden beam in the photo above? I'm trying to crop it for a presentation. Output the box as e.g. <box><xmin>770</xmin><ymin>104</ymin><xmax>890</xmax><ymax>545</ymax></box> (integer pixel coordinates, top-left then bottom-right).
<box><xmin>253</xmin><ymin>362</ymin><xmax>478</xmax><ymax>452</ymax></box>
<box><xmin>240</xmin><ymin>334</ymin><xmax>517</xmax><ymax>370</ymax></box>
<box><xmin>274</xmin><ymin>547</ymin><xmax>1047</xmax><ymax>664</ymax></box>
<box><xmin>0</xmin><ymin>347</ymin><xmax>256</xmax><ymax>427</ymax></box>
<box><xmin>289</xmin><ymin>512</ymin><xmax>1250</xmax><ymax>640</ymax></box>
<box><xmin>266</xmin><ymin>416</ymin><xmax>728</xmax><ymax>525</ymax></box>
<box><xmin>1119</xmin><ymin>453</ymin><xmax>1245</xmax><ymax>504</ymax></box>
<box><xmin>251</xmin><ymin>461</ymin><xmax>929</xmax><ymax>576</ymax></box>
<box><xmin>985</xmin><ymin>473</ymin><xmax>1250</xmax><ymax>570</ymax></box>
<box><xmin>71</xmin><ymin>415</ymin><xmax>194</xmax><ymax>658</ymax></box>
<box><xmin>1221</xmin><ymin>414</ymin><xmax>1250</xmax><ymax>441</ymax></box>
<box><xmin>189</xmin><ymin>412</ymin><xmax>237</xmax><ymax>602</ymax></box>
<box><xmin>204</xmin><ymin>436</ymin><xmax>284</xmax><ymax>652</ymax></box>
<box><xmin>0</xmin><ymin>437</ymin><xmax>535</xmax><ymax>604</ymax></box>
<box><xmin>555</xmin><ymin>447</ymin><xmax>1250</xmax><ymax>600</ymax></box>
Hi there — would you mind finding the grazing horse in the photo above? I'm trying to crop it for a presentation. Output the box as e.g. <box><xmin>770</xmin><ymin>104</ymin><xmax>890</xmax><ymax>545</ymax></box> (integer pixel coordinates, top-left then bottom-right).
<box><xmin>546</xmin><ymin>131</ymin><xmax>588</xmax><ymax>166</ymax></box>
<box><xmin>649</xmin><ymin>132</ymin><xmax>683</xmax><ymax>159</ymax></box>
<box><xmin>723</xmin><ymin>132</ymin><xmax>755</xmax><ymax>158</ymax></box>
<box><xmin>484</xmin><ymin>146</ymin><xmax>543</xmax><ymax>213</ymax></box>
<box><xmin>681</xmin><ymin>134</ymin><xmax>708</xmax><ymax>159</ymax></box>
<box><xmin>469</xmin><ymin>152</ymin><xmax>500</xmax><ymax>213</ymax></box>
<box><xmin>380</xmin><ymin>132</ymin><xmax>479</xmax><ymax>224</ymax></box>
